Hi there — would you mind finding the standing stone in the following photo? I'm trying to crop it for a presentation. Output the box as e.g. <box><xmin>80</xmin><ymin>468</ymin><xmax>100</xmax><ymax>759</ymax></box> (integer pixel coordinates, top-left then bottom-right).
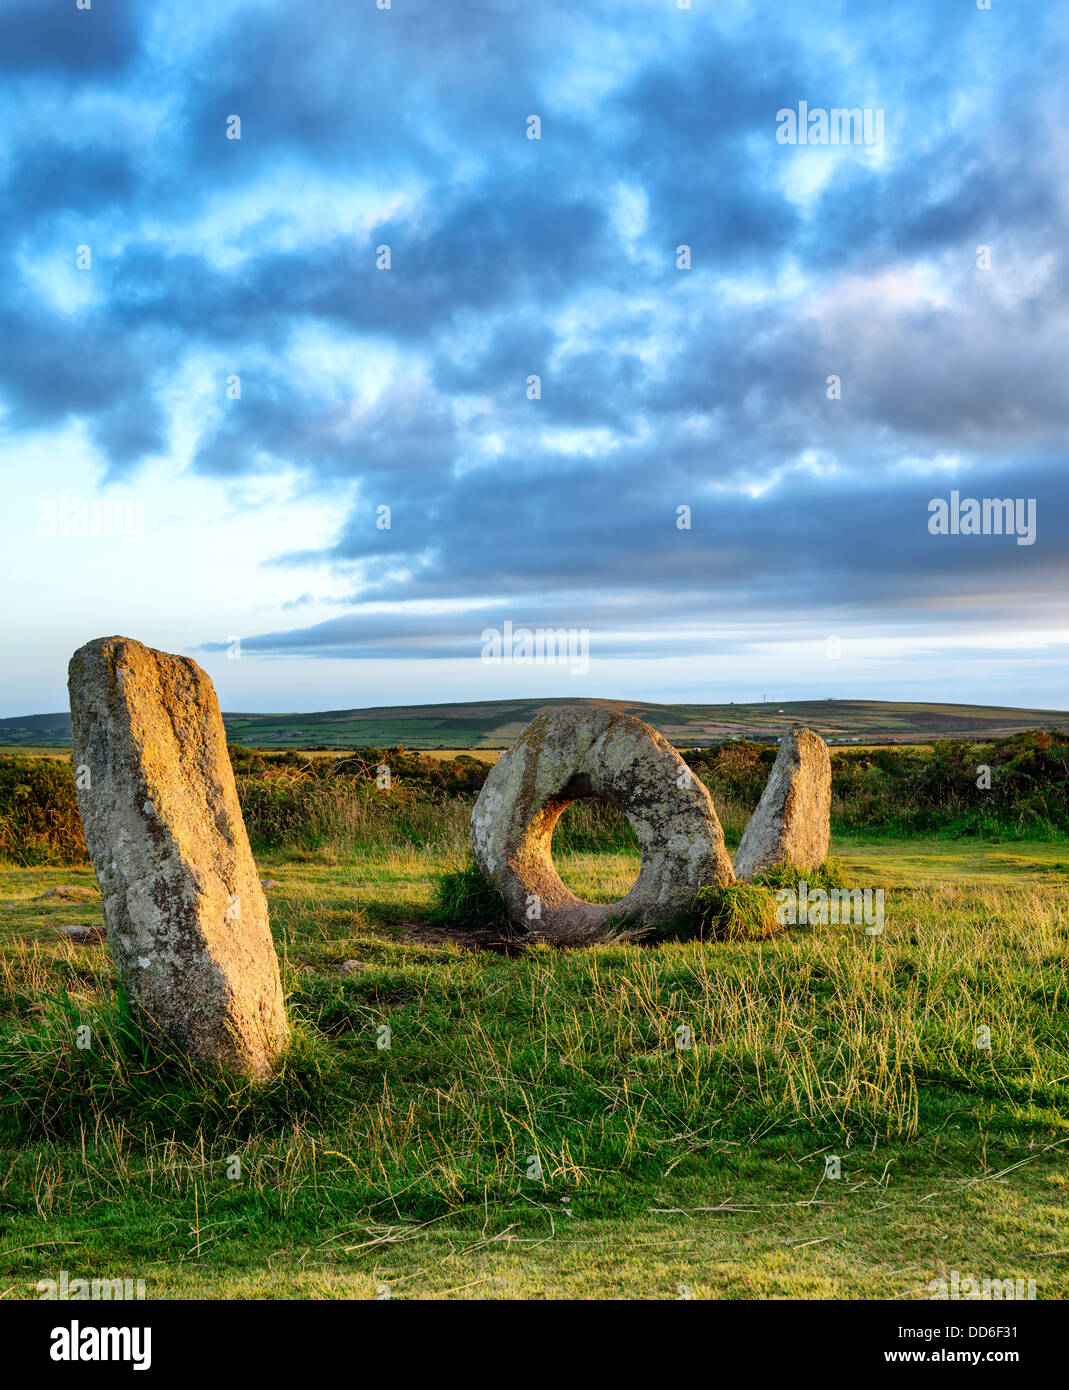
<box><xmin>68</xmin><ymin>636</ymin><xmax>289</xmax><ymax>1078</ymax></box>
<box><xmin>733</xmin><ymin>728</ymin><xmax>831</xmax><ymax>880</ymax></box>
<box><xmin>472</xmin><ymin>706</ymin><xmax>734</xmax><ymax>943</ymax></box>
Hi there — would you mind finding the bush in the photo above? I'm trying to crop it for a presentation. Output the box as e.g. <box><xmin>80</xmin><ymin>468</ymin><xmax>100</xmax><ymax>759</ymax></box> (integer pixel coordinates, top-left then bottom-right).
<box><xmin>3</xmin><ymin>730</ymin><xmax>1067</xmax><ymax>868</ymax></box>
<box><xmin>688</xmin><ymin>732</ymin><xmax>1069</xmax><ymax>838</ymax></box>
<box><xmin>0</xmin><ymin>756</ymin><xmax>86</xmax><ymax>865</ymax></box>
<box><xmin>236</xmin><ymin>773</ymin><xmax>471</xmax><ymax>854</ymax></box>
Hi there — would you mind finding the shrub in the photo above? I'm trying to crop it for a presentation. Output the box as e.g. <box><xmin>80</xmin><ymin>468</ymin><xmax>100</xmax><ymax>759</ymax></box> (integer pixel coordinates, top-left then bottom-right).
<box><xmin>3</xmin><ymin>730</ymin><xmax>1067</xmax><ymax>868</ymax></box>
<box><xmin>0</xmin><ymin>756</ymin><xmax>86</xmax><ymax>865</ymax></box>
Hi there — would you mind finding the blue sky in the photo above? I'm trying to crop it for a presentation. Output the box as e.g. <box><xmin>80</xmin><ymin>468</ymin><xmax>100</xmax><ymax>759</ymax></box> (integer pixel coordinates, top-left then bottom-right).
<box><xmin>2</xmin><ymin>0</ymin><xmax>1067</xmax><ymax>716</ymax></box>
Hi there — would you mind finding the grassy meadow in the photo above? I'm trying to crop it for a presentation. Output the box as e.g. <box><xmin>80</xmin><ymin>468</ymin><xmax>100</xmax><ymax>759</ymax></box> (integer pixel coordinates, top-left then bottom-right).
<box><xmin>0</xmin><ymin>736</ymin><xmax>1067</xmax><ymax>1299</ymax></box>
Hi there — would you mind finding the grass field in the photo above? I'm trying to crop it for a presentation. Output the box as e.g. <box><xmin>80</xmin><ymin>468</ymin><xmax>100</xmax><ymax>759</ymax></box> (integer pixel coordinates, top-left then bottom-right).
<box><xmin>1</xmin><ymin>833</ymin><xmax>1066</xmax><ymax>1300</ymax></box>
<box><xmin>3</xmin><ymin>695</ymin><xmax>1068</xmax><ymax>750</ymax></box>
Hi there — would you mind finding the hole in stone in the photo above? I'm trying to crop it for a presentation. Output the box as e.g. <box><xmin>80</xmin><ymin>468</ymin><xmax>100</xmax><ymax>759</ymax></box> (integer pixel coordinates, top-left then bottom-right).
<box><xmin>551</xmin><ymin>797</ymin><xmax>640</xmax><ymax>904</ymax></box>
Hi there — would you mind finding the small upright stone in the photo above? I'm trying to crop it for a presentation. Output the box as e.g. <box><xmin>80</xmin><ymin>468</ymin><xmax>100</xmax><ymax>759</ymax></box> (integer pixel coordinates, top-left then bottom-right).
<box><xmin>733</xmin><ymin>728</ymin><xmax>831</xmax><ymax>880</ymax></box>
<box><xmin>68</xmin><ymin>636</ymin><xmax>290</xmax><ymax>1078</ymax></box>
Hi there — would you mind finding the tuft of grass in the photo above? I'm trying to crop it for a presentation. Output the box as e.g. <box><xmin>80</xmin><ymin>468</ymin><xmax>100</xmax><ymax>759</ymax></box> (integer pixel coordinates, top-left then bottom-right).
<box><xmin>662</xmin><ymin>861</ymin><xmax>849</xmax><ymax>942</ymax></box>
<box><xmin>429</xmin><ymin>857</ymin><xmax>509</xmax><ymax>929</ymax></box>
<box><xmin>666</xmin><ymin>881</ymin><xmax>781</xmax><ymax>942</ymax></box>
<box><xmin>0</xmin><ymin>978</ymin><xmax>341</xmax><ymax>1142</ymax></box>
<box><xmin>749</xmin><ymin>857</ymin><xmax>850</xmax><ymax>892</ymax></box>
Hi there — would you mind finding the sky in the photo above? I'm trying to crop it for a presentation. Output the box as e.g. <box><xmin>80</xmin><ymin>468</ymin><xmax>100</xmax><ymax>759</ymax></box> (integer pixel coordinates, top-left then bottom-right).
<box><xmin>2</xmin><ymin>0</ymin><xmax>1067</xmax><ymax>717</ymax></box>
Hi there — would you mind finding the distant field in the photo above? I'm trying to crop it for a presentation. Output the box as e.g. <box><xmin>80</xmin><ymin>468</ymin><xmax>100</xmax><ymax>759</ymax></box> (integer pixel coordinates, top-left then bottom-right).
<box><xmin>2</xmin><ymin>696</ymin><xmax>1067</xmax><ymax>751</ymax></box>
<box><xmin>0</xmin><ymin>745</ymin><xmax>70</xmax><ymax>759</ymax></box>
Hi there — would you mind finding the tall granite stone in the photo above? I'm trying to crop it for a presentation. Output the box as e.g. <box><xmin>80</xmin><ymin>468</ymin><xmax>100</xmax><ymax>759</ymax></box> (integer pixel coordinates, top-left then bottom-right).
<box><xmin>733</xmin><ymin>728</ymin><xmax>831</xmax><ymax>880</ymax></box>
<box><xmin>68</xmin><ymin>636</ymin><xmax>289</xmax><ymax>1078</ymax></box>
<box><xmin>472</xmin><ymin>705</ymin><xmax>734</xmax><ymax>942</ymax></box>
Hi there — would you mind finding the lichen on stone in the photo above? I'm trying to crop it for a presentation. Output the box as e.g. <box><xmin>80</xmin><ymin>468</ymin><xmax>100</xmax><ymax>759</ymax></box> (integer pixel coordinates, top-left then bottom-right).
<box><xmin>471</xmin><ymin>705</ymin><xmax>734</xmax><ymax>944</ymax></box>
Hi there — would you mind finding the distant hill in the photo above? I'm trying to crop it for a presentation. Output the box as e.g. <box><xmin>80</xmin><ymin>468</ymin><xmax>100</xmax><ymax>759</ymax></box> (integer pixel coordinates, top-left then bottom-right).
<box><xmin>2</xmin><ymin>698</ymin><xmax>1067</xmax><ymax>750</ymax></box>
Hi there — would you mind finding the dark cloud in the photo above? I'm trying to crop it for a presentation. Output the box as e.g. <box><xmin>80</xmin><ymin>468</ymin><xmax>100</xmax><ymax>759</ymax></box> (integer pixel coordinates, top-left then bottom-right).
<box><xmin>8</xmin><ymin>142</ymin><xmax>136</xmax><ymax>220</ymax></box>
<box><xmin>2</xmin><ymin>0</ymin><xmax>1066</xmax><ymax>678</ymax></box>
<box><xmin>0</xmin><ymin>0</ymin><xmax>141</xmax><ymax>76</ymax></box>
